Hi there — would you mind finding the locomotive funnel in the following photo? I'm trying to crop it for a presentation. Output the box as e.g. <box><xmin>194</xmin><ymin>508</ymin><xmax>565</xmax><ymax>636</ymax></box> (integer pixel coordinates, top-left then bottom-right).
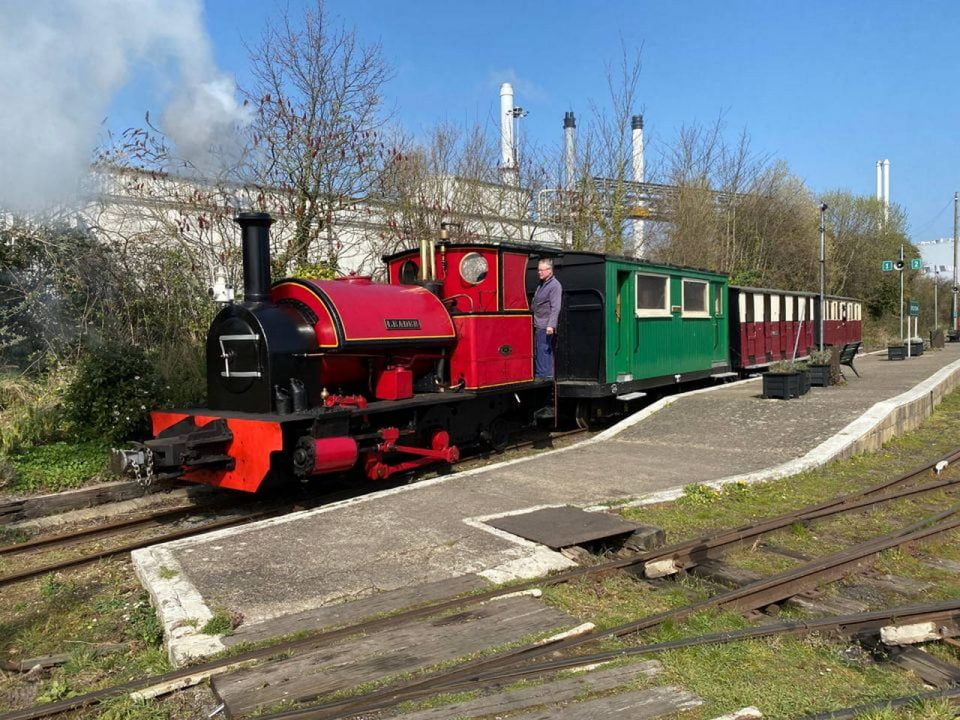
<box><xmin>236</xmin><ymin>212</ymin><xmax>275</xmax><ymax>303</ymax></box>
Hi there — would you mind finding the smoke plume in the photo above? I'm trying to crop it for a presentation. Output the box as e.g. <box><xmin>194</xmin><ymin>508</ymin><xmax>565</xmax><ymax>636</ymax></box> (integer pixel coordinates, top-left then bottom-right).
<box><xmin>0</xmin><ymin>0</ymin><xmax>251</xmax><ymax>214</ymax></box>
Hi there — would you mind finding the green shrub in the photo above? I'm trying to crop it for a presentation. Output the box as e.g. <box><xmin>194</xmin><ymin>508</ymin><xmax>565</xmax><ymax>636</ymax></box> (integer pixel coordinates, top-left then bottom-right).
<box><xmin>154</xmin><ymin>340</ymin><xmax>205</xmax><ymax>408</ymax></box>
<box><xmin>0</xmin><ymin>372</ymin><xmax>68</xmax><ymax>454</ymax></box>
<box><xmin>768</xmin><ymin>360</ymin><xmax>804</xmax><ymax>374</ymax></box>
<box><xmin>63</xmin><ymin>343</ymin><xmax>168</xmax><ymax>442</ymax></box>
<box><xmin>808</xmin><ymin>349</ymin><xmax>834</xmax><ymax>365</ymax></box>
<box><xmin>8</xmin><ymin>440</ymin><xmax>107</xmax><ymax>493</ymax></box>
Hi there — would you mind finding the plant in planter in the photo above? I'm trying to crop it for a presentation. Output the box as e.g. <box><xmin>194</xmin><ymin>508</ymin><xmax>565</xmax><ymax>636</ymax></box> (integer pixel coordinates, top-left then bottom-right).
<box><xmin>806</xmin><ymin>349</ymin><xmax>834</xmax><ymax>387</ymax></box>
<box><xmin>763</xmin><ymin>360</ymin><xmax>809</xmax><ymax>399</ymax></box>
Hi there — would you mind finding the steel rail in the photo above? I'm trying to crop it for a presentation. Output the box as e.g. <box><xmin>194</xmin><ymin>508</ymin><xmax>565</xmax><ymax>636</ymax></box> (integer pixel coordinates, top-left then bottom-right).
<box><xmin>410</xmin><ymin>599</ymin><xmax>960</xmax><ymax>693</ymax></box>
<box><xmin>0</xmin><ymin>506</ymin><xmax>212</xmax><ymax>557</ymax></box>
<box><xmin>265</xmin><ymin>507</ymin><xmax>960</xmax><ymax>720</ymax></box>
<box><xmin>799</xmin><ymin>687</ymin><xmax>960</xmax><ymax>719</ymax></box>
<box><xmin>0</xmin><ymin>511</ymin><xmax>274</xmax><ymax>588</ymax></box>
<box><xmin>4</xmin><ymin>449</ymin><xmax>958</xmax><ymax>720</ymax></box>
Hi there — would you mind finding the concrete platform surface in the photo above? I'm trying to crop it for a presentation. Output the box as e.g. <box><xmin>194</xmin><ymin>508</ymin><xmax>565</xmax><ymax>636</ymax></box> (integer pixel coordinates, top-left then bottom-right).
<box><xmin>132</xmin><ymin>345</ymin><xmax>960</xmax><ymax>664</ymax></box>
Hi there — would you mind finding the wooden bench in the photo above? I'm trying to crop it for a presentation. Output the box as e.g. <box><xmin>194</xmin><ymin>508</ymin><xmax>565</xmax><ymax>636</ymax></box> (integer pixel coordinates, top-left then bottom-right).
<box><xmin>839</xmin><ymin>341</ymin><xmax>862</xmax><ymax>378</ymax></box>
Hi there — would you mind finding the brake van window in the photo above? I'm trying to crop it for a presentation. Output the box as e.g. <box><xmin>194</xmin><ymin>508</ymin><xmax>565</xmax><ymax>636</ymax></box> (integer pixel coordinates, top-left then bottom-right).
<box><xmin>682</xmin><ymin>279</ymin><xmax>709</xmax><ymax>318</ymax></box>
<box><xmin>635</xmin><ymin>273</ymin><xmax>670</xmax><ymax>317</ymax></box>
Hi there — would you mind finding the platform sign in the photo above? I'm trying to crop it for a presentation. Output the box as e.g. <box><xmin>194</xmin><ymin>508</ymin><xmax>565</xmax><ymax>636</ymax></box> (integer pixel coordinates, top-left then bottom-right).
<box><xmin>911</xmin><ymin>258</ymin><xmax>923</xmax><ymax>270</ymax></box>
<box><xmin>882</xmin><ymin>260</ymin><xmax>894</xmax><ymax>272</ymax></box>
<box><xmin>909</xmin><ymin>300</ymin><xmax>920</xmax><ymax>316</ymax></box>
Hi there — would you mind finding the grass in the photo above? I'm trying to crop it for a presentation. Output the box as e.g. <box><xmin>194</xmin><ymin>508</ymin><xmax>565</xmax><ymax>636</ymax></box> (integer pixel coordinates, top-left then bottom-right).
<box><xmin>3</xmin><ymin>440</ymin><xmax>110</xmax><ymax>494</ymax></box>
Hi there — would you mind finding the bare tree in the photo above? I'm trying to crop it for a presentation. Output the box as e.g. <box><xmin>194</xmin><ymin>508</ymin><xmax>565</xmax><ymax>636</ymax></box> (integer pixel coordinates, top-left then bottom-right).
<box><xmin>244</xmin><ymin>0</ymin><xmax>392</xmax><ymax>272</ymax></box>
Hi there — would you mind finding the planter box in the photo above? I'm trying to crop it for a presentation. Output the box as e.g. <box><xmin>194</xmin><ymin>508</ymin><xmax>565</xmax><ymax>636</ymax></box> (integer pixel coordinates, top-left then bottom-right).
<box><xmin>763</xmin><ymin>372</ymin><xmax>803</xmax><ymax>399</ymax></box>
<box><xmin>888</xmin><ymin>345</ymin><xmax>907</xmax><ymax>361</ymax></box>
<box><xmin>807</xmin><ymin>364</ymin><xmax>832</xmax><ymax>387</ymax></box>
<box><xmin>909</xmin><ymin>341</ymin><xmax>924</xmax><ymax>356</ymax></box>
<box><xmin>798</xmin><ymin>369</ymin><xmax>810</xmax><ymax>395</ymax></box>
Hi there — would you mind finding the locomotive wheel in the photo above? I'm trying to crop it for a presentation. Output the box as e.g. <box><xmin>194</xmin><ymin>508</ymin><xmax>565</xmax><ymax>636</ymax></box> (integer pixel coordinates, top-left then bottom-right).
<box><xmin>574</xmin><ymin>400</ymin><xmax>592</xmax><ymax>430</ymax></box>
<box><xmin>484</xmin><ymin>417</ymin><xmax>511</xmax><ymax>452</ymax></box>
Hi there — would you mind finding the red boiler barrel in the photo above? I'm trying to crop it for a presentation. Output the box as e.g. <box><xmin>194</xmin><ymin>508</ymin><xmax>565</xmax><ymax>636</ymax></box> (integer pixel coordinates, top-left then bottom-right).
<box><xmin>269</xmin><ymin>277</ymin><xmax>455</xmax><ymax>387</ymax></box>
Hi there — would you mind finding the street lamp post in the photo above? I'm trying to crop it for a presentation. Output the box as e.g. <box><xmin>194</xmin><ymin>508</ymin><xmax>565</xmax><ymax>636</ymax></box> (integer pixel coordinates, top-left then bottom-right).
<box><xmin>935</xmin><ymin>266</ymin><xmax>940</xmax><ymax>331</ymax></box>
<box><xmin>819</xmin><ymin>202</ymin><xmax>828</xmax><ymax>352</ymax></box>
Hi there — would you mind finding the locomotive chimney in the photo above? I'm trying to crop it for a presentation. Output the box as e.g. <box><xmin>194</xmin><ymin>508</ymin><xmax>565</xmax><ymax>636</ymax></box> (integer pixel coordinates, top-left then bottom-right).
<box><xmin>236</xmin><ymin>212</ymin><xmax>275</xmax><ymax>304</ymax></box>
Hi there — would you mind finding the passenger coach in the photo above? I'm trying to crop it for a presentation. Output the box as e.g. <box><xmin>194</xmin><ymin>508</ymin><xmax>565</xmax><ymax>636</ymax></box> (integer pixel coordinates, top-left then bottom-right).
<box><xmin>540</xmin><ymin>251</ymin><xmax>731</xmax><ymax>426</ymax></box>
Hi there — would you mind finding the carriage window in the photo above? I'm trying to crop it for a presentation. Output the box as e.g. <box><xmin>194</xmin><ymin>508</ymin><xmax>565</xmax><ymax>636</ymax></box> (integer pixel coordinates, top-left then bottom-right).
<box><xmin>682</xmin><ymin>279</ymin><xmax>709</xmax><ymax>317</ymax></box>
<box><xmin>635</xmin><ymin>273</ymin><xmax>670</xmax><ymax>317</ymax></box>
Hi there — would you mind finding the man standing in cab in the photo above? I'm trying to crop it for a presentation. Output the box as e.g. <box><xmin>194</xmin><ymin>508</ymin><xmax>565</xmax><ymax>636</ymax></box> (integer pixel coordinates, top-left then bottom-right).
<box><xmin>533</xmin><ymin>258</ymin><xmax>562</xmax><ymax>380</ymax></box>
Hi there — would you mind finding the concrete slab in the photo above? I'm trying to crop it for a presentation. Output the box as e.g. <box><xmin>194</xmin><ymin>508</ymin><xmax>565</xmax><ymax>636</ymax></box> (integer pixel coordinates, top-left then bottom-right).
<box><xmin>132</xmin><ymin>345</ymin><xmax>960</xmax><ymax>665</ymax></box>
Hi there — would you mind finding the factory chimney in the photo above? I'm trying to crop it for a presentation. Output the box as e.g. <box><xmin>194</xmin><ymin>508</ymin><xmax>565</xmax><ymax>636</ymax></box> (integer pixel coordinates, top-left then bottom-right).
<box><xmin>882</xmin><ymin>159</ymin><xmax>890</xmax><ymax>223</ymax></box>
<box><xmin>499</xmin><ymin>83</ymin><xmax>518</xmax><ymax>185</ymax></box>
<box><xmin>632</xmin><ymin>114</ymin><xmax>646</xmax><ymax>256</ymax></box>
<box><xmin>563</xmin><ymin>111</ymin><xmax>576</xmax><ymax>191</ymax></box>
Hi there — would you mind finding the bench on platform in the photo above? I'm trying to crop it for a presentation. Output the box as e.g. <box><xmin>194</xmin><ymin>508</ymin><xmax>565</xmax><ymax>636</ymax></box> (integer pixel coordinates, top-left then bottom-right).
<box><xmin>839</xmin><ymin>341</ymin><xmax>862</xmax><ymax>379</ymax></box>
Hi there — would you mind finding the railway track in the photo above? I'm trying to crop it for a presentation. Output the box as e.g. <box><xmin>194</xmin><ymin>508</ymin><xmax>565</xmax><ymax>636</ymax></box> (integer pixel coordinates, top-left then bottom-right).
<box><xmin>5</xmin><ymin>447</ymin><xmax>960</xmax><ymax>720</ymax></box>
<box><xmin>0</xmin><ymin>428</ymin><xmax>591</xmax><ymax>590</ymax></box>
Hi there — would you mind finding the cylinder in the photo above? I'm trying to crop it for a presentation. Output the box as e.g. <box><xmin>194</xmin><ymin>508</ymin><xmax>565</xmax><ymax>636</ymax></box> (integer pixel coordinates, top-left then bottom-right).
<box><xmin>876</xmin><ymin>161</ymin><xmax>883</xmax><ymax>201</ymax></box>
<box><xmin>293</xmin><ymin>436</ymin><xmax>359</xmax><ymax>477</ymax></box>
<box><xmin>236</xmin><ymin>212</ymin><xmax>275</xmax><ymax>304</ymax></box>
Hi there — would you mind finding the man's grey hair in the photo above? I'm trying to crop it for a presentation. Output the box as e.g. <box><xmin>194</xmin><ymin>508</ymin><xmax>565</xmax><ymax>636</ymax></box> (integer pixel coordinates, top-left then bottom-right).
<box><xmin>538</xmin><ymin>258</ymin><xmax>554</xmax><ymax>269</ymax></box>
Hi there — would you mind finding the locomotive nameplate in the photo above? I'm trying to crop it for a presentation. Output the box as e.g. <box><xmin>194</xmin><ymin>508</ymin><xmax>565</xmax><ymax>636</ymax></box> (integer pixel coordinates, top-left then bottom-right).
<box><xmin>384</xmin><ymin>319</ymin><xmax>421</xmax><ymax>330</ymax></box>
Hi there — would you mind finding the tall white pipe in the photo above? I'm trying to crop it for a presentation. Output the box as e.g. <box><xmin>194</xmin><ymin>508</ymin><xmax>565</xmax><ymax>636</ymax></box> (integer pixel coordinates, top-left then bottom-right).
<box><xmin>882</xmin><ymin>159</ymin><xmax>890</xmax><ymax>223</ymax></box>
<box><xmin>876</xmin><ymin>161</ymin><xmax>883</xmax><ymax>201</ymax></box>
<box><xmin>563</xmin><ymin>112</ymin><xmax>576</xmax><ymax>191</ymax></box>
<box><xmin>631</xmin><ymin>114</ymin><xmax>645</xmax><ymax>256</ymax></box>
<box><xmin>499</xmin><ymin>83</ymin><xmax>516</xmax><ymax>184</ymax></box>
<box><xmin>631</xmin><ymin>114</ymin><xmax>645</xmax><ymax>183</ymax></box>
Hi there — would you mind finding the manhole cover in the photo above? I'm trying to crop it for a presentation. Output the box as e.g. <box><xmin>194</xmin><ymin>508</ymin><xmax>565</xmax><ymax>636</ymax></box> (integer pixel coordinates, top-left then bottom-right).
<box><xmin>486</xmin><ymin>506</ymin><xmax>639</xmax><ymax>549</ymax></box>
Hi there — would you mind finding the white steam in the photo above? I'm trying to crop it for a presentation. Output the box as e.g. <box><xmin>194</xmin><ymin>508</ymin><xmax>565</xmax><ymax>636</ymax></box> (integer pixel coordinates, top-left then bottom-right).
<box><xmin>0</xmin><ymin>0</ymin><xmax>251</xmax><ymax>213</ymax></box>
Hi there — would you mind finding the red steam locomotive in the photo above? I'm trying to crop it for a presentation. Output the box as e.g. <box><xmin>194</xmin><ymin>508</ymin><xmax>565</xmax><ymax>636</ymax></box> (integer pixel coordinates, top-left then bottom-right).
<box><xmin>113</xmin><ymin>213</ymin><xmax>552</xmax><ymax>491</ymax></box>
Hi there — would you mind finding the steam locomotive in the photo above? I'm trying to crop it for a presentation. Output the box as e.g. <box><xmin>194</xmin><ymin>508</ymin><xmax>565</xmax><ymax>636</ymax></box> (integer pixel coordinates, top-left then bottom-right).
<box><xmin>112</xmin><ymin>213</ymin><xmax>861</xmax><ymax>492</ymax></box>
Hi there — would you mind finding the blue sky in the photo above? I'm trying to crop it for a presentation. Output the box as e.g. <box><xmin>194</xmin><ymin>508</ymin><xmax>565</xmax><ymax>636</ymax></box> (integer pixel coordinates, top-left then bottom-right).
<box><xmin>111</xmin><ymin>1</ymin><xmax>960</xmax><ymax>246</ymax></box>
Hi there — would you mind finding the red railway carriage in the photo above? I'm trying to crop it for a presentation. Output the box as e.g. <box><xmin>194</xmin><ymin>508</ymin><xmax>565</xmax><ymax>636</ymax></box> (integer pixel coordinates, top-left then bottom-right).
<box><xmin>730</xmin><ymin>286</ymin><xmax>862</xmax><ymax>373</ymax></box>
<box><xmin>729</xmin><ymin>286</ymin><xmax>817</xmax><ymax>370</ymax></box>
<box><xmin>817</xmin><ymin>296</ymin><xmax>862</xmax><ymax>347</ymax></box>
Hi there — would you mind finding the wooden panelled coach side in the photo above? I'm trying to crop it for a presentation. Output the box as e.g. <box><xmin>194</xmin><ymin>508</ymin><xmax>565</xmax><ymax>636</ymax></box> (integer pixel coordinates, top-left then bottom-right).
<box><xmin>816</xmin><ymin>295</ymin><xmax>862</xmax><ymax>347</ymax></box>
<box><xmin>729</xmin><ymin>287</ymin><xmax>816</xmax><ymax>371</ymax></box>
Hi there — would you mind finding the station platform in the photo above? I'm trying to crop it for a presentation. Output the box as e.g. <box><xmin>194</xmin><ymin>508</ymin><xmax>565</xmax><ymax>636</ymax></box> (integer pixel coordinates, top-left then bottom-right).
<box><xmin>132</xmin><ymin>345</ymin><xmax>960</xmax><ymax>664</ymax></box>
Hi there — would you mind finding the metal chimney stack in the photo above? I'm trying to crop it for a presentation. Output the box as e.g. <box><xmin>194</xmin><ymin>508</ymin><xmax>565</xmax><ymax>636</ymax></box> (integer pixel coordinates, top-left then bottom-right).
<box><xmin>563</xmin><ymin>111</ymin><xmax>576</xmax><ymax>191</ymax></box>
<box><xmin>882</xmin><ymin>159</ymin><xmax>890</xmax><ymax>223</ymax></box>
<box><xmin>876</xmin><ymin>161</ymin><xmax>883</xmax><ymax>203</ymax></box>
<box><xmin>499</xmin><ymin>83</ymin><xmax>517</xmax><ymax>185</ymax></box>
<box><xmin>632</xmin><ymin>114</ymin><xmax>646</xmax><ymax>256</ymax></box>
<box><xmin>236</xmin><ymin>212</ymin><xmax>274</xmax><ymax>304</ymax></box>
